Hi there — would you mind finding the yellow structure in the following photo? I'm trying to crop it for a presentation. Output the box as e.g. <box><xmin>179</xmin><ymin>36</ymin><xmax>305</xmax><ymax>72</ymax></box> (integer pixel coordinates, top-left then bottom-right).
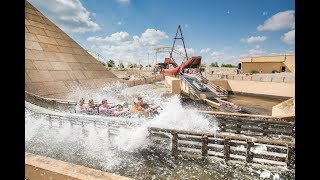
<box><xmin>239</xmin><ymin>55</ymin><xmax>295</xmax><ymax>73</ymax></box>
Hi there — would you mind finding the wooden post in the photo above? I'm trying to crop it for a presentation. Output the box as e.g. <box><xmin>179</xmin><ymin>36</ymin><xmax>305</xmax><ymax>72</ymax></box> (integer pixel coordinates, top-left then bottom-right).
<box><xmin>48</xmin><ymin>115</ymin><xmax>52</xmax><ymax>128</ymax></box>
<box><xmin>246</xmin><ymin>139</ymin><xmax>254</xmax><ymax>163</ymax></box>
<box><xmin>224</xmin><ymin>137</ymin><xmax>230</xmax><ymax>162</ymax></box>
<box><xmin>219</xmin><ymin>121</ymin><xmax>226</xmax><ymax>131</ymax></box>
<box><xmin>286</xmin><ymin>146</ymin><xmax>295</xmax><ymax>168</ymax></box>
<box><xmin>59</xmin><ymin>120</ymin><xmax>62</xmax><ymax>128</ymax></box>
<box><xmin>202</xmin><ymin>135</ymin><xmax>208</xmax><ymax>160</ymax></box>
<box><xmin>262</xmin><ymin>122</ymin><xmax>269</xmax><ymax>136</ymax></box>
<box><xmin>172</xmin><ymin>132</ymin><xmax>178</xmax><ymax>156</ymax></box>
<box><xmin>236</xmin><ymin>120</ymin><xmax>241</xmax><ymax>134</ymax></box>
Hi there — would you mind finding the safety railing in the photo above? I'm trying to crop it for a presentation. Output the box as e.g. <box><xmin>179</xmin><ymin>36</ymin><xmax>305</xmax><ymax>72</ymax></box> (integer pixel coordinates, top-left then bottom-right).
<box><xmin>148</xmin><ymin>127</ymin><xmax>295</xmax><ymax>169</ymax></box>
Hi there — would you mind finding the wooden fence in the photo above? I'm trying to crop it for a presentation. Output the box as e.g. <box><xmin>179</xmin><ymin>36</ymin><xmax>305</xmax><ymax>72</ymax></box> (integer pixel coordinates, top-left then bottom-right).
<box><xmin>215</xmin><ymin>116</ymin><xmax>295</xmax><ymax>138</ymax></box>
<box><xmin>148</xmin><ymin>127</ymin><xmax>295</xmax><ymax>169</ymax></box>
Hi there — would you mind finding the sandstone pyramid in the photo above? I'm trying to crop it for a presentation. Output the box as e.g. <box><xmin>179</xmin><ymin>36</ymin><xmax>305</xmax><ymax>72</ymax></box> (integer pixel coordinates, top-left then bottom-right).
<box><xmin>25</xmin><ymin>0</ymin><xmax>119</xmax><ymax>99</ymax></box>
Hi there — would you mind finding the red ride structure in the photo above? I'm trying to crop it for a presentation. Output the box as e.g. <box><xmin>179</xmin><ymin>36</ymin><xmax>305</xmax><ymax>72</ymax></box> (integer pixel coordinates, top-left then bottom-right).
<box><xmin>154</xmin><ymin>25</ymin><xmax>202</xmax><ymax>76</ymax></box>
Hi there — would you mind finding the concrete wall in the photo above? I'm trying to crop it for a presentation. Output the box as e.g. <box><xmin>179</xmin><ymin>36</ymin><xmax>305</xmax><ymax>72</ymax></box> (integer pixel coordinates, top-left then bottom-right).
<box><xmin>272</xmin><ymin>97</ymin><xmax>295</xmax><ymax>116</ymax></box>
<box><xmin>211</xmin><ymin>80</ymin><xmax>294</xmax><ymax>97</ymax></box>
<box><xmin>123</xmin><ymin>74</ymin><xmax>165</xmax><ymax>87</ymax></box>
<box><xmin>26</xmin><ymin>152</ymin><xmax>133</xmax><ymax>180</ymax></box>
<box><xmin>204</xmin><ymin>67</ymin><xmax>238</xmax><ymax>75</ymax></box>
<box><xmin>239</xmin><ymin>55</ymin><xmax>295</xmax><ymax>73</ymax></box>
<box><xmin>164</xmin><ymin>76</ymin><xmax>181</xmax><ymax>94</ymax></box>
<box><xmin>282</xmin><ymin>55</ymin><xmax>295</xmax><ymax>73</ymax></box>
<box><xmin>241</xmin><ymin>62</ymin><xmax>283</xmax><ymax>73</ymax></box>
<box><xmin>25</xmin><ymin>1</ymin><xmax>119</xmax><ymax>99</ymax></box>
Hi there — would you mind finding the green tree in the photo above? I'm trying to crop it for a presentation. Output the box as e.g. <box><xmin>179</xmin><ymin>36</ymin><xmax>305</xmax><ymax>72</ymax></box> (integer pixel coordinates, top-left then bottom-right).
<box><xmin>99</xmin><ymin>61</ymin><xmax>106</xmax><ymax>66</ymax></box>
<box><xmin>221</xmin><ymin>63</ymin><xmax>236</xmax><ymax>67</ymax></box>
<box><xmin>128</xmin><ymin>63</ymin><xmax>133</xmax><ymax>68</ymax></box>
<box><xmin>107</xmin><ymin>59</ymin><xmax>115</xmax><ymax>67</ymax></box>
<box><xmin>119</xmin><ymin>63</ymin><xmax>125</xmax><ymax>68</ymax></box>
<box><xmin>209</xmin><ymin>62</ymin><xmax>219</xmax><ymax>67</ymax></box>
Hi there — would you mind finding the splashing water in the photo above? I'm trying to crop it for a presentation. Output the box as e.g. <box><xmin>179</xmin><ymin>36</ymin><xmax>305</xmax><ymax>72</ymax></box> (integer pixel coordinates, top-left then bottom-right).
<box><xmin>111</xmin><ymin>95</ymin><xmax>219</xmax><ymax>152</ymax></box>
<box><xmin>25</xmin><ymin>81</ymin><xmax>294</xmax><ymax>179</ymax></box>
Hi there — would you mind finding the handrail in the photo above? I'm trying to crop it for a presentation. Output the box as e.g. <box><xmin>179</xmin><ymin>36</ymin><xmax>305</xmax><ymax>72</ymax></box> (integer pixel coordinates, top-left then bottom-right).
<box><xmin>180</xmin><ymin>75</ymin><xmax>200</xmax><ymax>99</ymax></box>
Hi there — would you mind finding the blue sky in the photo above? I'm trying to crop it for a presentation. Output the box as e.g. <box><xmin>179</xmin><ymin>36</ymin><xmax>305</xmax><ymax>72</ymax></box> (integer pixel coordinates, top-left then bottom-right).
<box><xmin>28</xmin><ymin>0</ymin><xmax>295</xmax><ymax>66</ymax></box>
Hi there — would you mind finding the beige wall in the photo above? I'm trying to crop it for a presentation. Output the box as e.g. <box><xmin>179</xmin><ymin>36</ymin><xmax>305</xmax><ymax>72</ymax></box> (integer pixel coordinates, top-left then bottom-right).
<box><xmin>272</xmin><ymin>97</ymin><xmax>295</xmax><ymax>116</ymax></box>
<box><xmin>282</xmin><ymin>55</ymin><xmax>295</xmax><ymax>72</ymax></box>
<box><xmin>211</xmin><ymin>80</ymin><xmax>294</xmax><ymax>97</ymax></box>
<box><xmin>26</xmin><ymin>152</ymin><xmax>133</xmax><ymax>180</ymax></box>
<box><xmin>241</xmin><ymin>62</ymin><xmax>282</xmax><ymax>73</ymax></box>
<box><xmin>165</xmin><ymin>76</ymin><xmax>181</xmax><ymax>94</ymax></box>
<box><xmin>25</xmin><ymin>1</ymin><xmax>118</xmax><ymax>99</ymax></box>
<box><xmin>239</xmin><ymin>55</ymin><xmax>295</xmax><ymax>73</ymax></box>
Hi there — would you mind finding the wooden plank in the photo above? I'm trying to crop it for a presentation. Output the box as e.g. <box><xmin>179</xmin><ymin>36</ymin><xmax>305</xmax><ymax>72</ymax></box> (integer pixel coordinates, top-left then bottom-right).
<box><xmin>224</xmin><ymin>138</ymin><xmax>230</xmax><ymax>161</ymax></box>
<box><xmin>148</xmin><ymin>127</ymin><xmax>294</xmax><ymax>147</ymax></box>
<box><xmin>199</xmin><ymin>110</ymin><xmax>295</xmax><ymax>122</ymax></box>
<box><xmin>246</xmin><ymin>140</ymin><xmax>254</xmax><ymax>163</ymax></box>
<box><xmin>150</xmin><ymin>132</ymin><xmax>171</xmax><ymax>139</ymax></box>
<box><xmin>178</xmin><ymin>135</ymin><xmax>202</xmax><ymax>142</ymax></box>
<box><xmin>172</xmin><ymin>132</ymin><xmax>178</xmax><ymax>156</ymax></box>
<box><xmin>285</xmin><ymin>146</ymin><xmax>295</xmax><ymax>168</ymax></box>
<box><xmin>178</xmin><ymin>141</ymin><xmax>202</xmax><ymax>149</ymax></box>
<box><xmin>202</xmin><ymin>135</ymin><xmax>208</xmax><ymax>159</ymax></box>
<box><xmin>208</xmin><ymin>144</ymin><xmax>224</xmax><ymax>152</ymax></box>
<box><xmin>252</xmin><ymin>158</ymin><xmax>287</xmax><ymax>167</ymax></box>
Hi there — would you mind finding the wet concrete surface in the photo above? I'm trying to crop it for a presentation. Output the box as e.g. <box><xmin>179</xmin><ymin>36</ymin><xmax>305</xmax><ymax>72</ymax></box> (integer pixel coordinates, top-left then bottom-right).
<box><xmin>227</xmin><ymin>94</ymin><xmax>289</xmax><ymax>115</ymax></box>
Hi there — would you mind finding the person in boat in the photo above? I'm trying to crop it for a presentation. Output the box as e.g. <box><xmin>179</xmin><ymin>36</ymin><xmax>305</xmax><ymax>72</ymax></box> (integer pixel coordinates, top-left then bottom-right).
<box><xmin>137</xmin><ymin>96</ymin><xmax>160</xmax><ymax>111</ymax></box>
<box><xmin>111</xmin><ymin>104</ymin><xmax>129</xmax><ymax>116</ymax></box>
<box><xmin>99</xmin><ymin>99</ymin><xmax>112</xmax><ymax>116</ymax></box>
<box><xmin>130</xmin><ymin>99</ymin><xmax>153</xmax><ymax>117</ymax></box>
<box><xmin>75</xmin><ymin>98</ymin><xmax>87</xmax><ymax>114</ymax></box>
<box><xmin>87</xmin><ymin>99</ymin><xmax>98</xmax><ymax>115</ymax></box>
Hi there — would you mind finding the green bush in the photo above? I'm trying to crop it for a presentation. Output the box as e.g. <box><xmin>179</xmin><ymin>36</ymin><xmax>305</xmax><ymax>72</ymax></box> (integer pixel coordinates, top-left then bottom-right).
<box><xmin>250</xmin><ymin>70</ymin><xmax>259</xmax><ymax>74</ymax></box>
<box><xmin>199</xmin><ymin>67</ymin><xmax>205</xmax><ymax>72</ymax></box>
<box><xmin>272</xmin><ymin>70</ymin><xmax>279</xmax><ymax>73</ymax></box>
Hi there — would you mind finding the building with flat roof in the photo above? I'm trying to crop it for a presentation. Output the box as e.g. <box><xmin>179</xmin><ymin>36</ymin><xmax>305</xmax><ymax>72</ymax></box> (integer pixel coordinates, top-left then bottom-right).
<box><xmin>238</xmin><ymin>55</ymin><xmax>295</xmax><ymax>73</ymax></box>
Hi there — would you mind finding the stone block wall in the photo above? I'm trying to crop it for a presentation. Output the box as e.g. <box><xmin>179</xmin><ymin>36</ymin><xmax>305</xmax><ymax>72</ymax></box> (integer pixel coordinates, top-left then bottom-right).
<box><xmin>25</xmin><ymin>1</ymin><xmax>118</xmax><ymax>99</ymax></box>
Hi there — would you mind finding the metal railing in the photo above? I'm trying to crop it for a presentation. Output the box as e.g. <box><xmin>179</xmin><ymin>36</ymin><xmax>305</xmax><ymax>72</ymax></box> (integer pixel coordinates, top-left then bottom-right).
<box><xmin>180</xmin><ymin>75</ymin><xmax>200</xmax><ymax>99</ymax></box>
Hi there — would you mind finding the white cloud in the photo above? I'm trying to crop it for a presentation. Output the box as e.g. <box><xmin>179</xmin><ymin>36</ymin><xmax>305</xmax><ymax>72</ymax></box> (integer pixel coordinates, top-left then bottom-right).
<box><xmin>28</xmin><ymin>0</ymin><xmax>100</xmax><ymax>33</ymax></box>
<box><xmin>176</xmin><ymin>45</ymin><xmax>194</xmax><ymax>56</ymax></box>
<box><xmin>248</xmin><ymin>45</ymin><xmax>265</xmax><ymax>55</ymax></box>
<box><xmin>86</xmin><ymin>29</ymin><xmax>170</xmax><ymax>66</ymax></box>
<box><xmin>200</xmin><ymin>48</ymin><xmax>211</xmax><ymax>53</ymax></box>
<box><xmin>241</xmin><ymin>36</ymin><xmax>267</xmax><ymax>43</ymax></box>
<box><xmin>138</xmin><ymin>29</ymin><xmax>169</xmax><ymax>46</ymax></box>
<box><xmin>211</xmin><ymin>51</ymin><xmax>224</xmax><ymax>57</ymax></box>
<box><xmin>257</xmin><ymin>10</ymin><xmax>295</xmax><ymax>31</ymax></box>
<box><xmin>281</xmin><ymin>30</ymin><xmax>295</xmax><ymax>45</ymax></box>
<box><xmin>87</xmin><ymin>32</ymin><xmax>131</xmax><ymax>43</ymax></box>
